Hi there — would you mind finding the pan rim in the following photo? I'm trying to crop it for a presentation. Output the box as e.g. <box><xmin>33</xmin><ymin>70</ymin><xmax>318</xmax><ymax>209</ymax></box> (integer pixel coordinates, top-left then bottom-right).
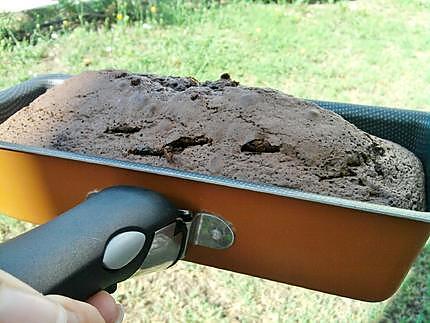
<box><xmin>1</xmin><ymin>140</ymin><xmax>429</xmax><ymax>224</ymax></box>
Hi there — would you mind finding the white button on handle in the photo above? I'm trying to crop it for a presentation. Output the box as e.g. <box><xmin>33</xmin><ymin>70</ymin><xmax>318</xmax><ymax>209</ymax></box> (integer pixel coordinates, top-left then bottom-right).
<box><xmin>103</xmin><ymin>231</ymin><xmax>146</xmax><ymax>270</ymax></box>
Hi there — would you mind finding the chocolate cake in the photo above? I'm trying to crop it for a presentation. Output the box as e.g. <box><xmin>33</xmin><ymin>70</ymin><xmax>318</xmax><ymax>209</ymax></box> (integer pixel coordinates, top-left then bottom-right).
<box><xmin>0</xmin><ymin>70</ymin><xmax>425</xmax><ymax>210</ymax></box>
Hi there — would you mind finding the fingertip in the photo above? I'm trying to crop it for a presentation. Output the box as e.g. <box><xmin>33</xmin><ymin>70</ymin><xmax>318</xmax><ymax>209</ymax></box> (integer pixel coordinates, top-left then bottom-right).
<box><xmin>87</xmin><ymin>291</ymin><xmax>122</xmax><ymax>323</ymax></box>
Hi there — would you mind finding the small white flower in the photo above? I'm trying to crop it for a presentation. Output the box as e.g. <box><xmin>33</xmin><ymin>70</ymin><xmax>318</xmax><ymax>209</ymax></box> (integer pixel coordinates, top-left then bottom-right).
<box><xmin>51</xmin><ymin>33</ymin><xmax>58</xmax><ymax>39</ymax></box>
<box><xmin>142</xmin><ymin>23</ymin><xmax>153</xmax><ymax>30</ymax></box>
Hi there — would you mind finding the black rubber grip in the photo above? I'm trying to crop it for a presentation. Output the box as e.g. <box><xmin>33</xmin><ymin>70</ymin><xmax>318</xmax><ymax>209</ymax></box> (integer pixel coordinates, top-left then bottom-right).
<box><xmin>0</xmin><ymin>74</ymin><xmax>70</xmax><ymax>124</ymax></box>
<box><xmin>0</xmin><ymin>186</ymin><xmax>179</xmax><ymax>300</ymax></box>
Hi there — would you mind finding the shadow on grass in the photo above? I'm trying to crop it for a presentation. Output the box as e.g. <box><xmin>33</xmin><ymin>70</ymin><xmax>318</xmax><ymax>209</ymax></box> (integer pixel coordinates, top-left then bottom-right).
<box><xmin>0</xmin><ymin>0</ymin><xmax>221</xmax><ymax>45</ymax></box>
<box><xmin>379</xmin><ymin>241</ymin><xmax>430</xmax><ymax>322</ymax></box>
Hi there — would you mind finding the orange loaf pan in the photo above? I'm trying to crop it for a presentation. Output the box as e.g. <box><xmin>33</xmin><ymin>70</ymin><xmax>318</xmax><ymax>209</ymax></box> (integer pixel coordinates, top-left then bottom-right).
<box><xmin>0</xmin><ymin>76</ymin><xmax>429</xmax><ymax>302</ymax></box>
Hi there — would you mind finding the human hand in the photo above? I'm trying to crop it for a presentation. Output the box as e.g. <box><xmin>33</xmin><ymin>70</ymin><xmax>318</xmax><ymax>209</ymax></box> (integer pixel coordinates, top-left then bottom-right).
<box><xmin>0</xmin><ymin>269</ymin><xmax>124</xmax><ymax>323</ymax></box>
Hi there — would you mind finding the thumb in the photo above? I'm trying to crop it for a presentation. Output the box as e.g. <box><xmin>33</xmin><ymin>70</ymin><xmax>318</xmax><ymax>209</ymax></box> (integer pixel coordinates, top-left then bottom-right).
<box><xmin>0</xmin><ymin>270</ymin><xmax>123</xmax><ymax>323</ymax></box>
<box><xmin>0</xmin><ymin>285</ymin><xmax>105</xmax><ymax>323</ymax></box>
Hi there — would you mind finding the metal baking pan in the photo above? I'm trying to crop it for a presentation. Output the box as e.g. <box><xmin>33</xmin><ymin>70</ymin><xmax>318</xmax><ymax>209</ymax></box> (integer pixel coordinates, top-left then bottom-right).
<box><xmin>0</xmin><ymin>74</ymin><xmax>429</xmax><ymax>301</ymax></box>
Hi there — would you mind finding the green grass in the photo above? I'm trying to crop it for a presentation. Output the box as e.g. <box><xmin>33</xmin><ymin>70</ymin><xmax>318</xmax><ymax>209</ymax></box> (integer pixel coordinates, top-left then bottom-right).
<box><xmin>381</xmin><ymin>243</ymin><xmax>430</xmax><ymax>322</ymax></box>
<box><xmin>1</xmin><ymin>0</ymin><xmax>429</xmax><ymax>321</ymax></box>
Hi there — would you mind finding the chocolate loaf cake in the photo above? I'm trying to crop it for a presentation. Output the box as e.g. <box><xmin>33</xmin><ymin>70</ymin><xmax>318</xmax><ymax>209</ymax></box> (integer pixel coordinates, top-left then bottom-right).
<box><xmin>0</xmin><ymin>70</ymin><xmax>425</xmax><ymax>210</ymax></box>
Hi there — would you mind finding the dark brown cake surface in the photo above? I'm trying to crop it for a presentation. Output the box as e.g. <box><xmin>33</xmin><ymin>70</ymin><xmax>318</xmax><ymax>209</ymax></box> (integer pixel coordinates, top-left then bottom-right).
<box><xmin>0</xmin><ymin>70</ymin><xmax>425</xmax><ymax>210</ymax></box>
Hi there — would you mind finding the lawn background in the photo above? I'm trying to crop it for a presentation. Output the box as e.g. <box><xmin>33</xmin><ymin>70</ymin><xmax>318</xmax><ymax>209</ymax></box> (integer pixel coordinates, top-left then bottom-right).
<box><xmin>0</xmin><ymin>0</ymin><xmax>429</xmax><ymax>321</ymax></box>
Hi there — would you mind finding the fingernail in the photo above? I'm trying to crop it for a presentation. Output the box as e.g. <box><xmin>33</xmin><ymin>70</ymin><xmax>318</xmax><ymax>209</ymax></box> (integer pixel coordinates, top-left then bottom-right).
<box><xmin>114</xmin><ymin>303</ymin><xmax>124</xmax><ymax>323</ymax></box>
